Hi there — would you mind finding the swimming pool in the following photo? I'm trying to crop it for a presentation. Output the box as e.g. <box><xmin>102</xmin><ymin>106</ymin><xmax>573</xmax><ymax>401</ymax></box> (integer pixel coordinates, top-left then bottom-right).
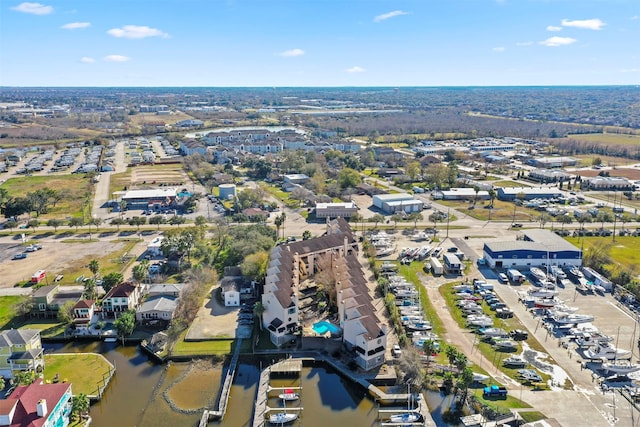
<box><xmin>312</xmin><ymin>321</ymin><xmax>341</xmax><ymax>336</ymax></box>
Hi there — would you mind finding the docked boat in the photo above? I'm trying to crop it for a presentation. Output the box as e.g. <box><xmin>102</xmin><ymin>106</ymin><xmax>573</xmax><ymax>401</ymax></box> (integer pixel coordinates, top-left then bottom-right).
<box><xmin>530</xmin><ymin>267</ymin><xmax>548</xmax><ymax>282</ymax></box>
<box><xmin>389</xmin><ymin>412</ymin><xmax>422</xmax><ymax>424</ymax></box>
<box><xmin>278</xmin><ymin>389</ymin><xmax>299</xmax><ymax>401</ymax></box>
<box><xmin>533</xmin><ymin>298</ymin><xmax>557</xmax><ymax>309</ymax></box>
<box><xmin>376</xmin><ymin>246</ymin><xmax>395</xmax><ymax>257</ymax></box>
<box><xmin>552</xmin><ymin>313</ymin><xmax>595</xmax><ymax>325</ymax></box>
<box><xmin>593</xmin><ymin>284</ymin><xmax>607</xmax><ymax>294</ymax></box>
<box><xmin>467</xmin><ymin>315</ymin><xmax>493</xmax><ymax>328</ymax></box>
<box><xmin>602</xmin><ymin>361</ymin><xmax>640</xmax><ymax>375</ymax></box>
<box><xmin>503</xmin><ymin>356</ymin><xmax>527</xmax><ymax>368</ymax></box>
<box><xmin>269</xmin><ymin>412</ymin><xmax>298</xmax><ymax>424</ymax></box>
<box><xmin>584</xmin><ymin>343</ymin><xmax>631</xmax><ymax>361</ymax></box>
<box><xmin>550</xmin><ymin>266</ymin><xmax>567</xmax><ymax>279</ymax></box>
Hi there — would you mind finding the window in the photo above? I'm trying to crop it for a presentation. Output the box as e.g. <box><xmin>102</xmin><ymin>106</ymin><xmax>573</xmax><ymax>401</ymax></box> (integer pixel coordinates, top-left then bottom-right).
<box><xmin>287</xmin><ymin>307</ymin><xmax>296</xmax><ymax>315</ymax></box>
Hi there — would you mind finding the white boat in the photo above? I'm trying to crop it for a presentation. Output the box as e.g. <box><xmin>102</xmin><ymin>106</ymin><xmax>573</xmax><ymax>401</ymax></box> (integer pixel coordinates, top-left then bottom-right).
<box><xmin>593</xmin><ymin>284</ymin><xmax>607</xmax><ymax>294</ymax></box>
<box><xmin>269</xmin><ymin>412</ymin><xmax>298</xmax><ymax>424</ymax></box>
<box><xmin>467</xmin><ymin>315</ymin><xmax>493</xmax><ymax>328</ymax></box>
<box><xmin>554</xmin><ymin>303</ymin><xmax>578</xmax><ymax>314</ymax></box>
<box><xmin>411</xmin><ymin>231</ymin><xmax>429</xmax><ymax>241</ymax></box>
<box><xmin>530</xmin><ymin>267</ymin><xmax>548</xmax><ymax>282</ymax></box>
<box><xmin>389</xmin><ymin>412</ymin><xmax>421</xmax><ymax>423</ymax></box>
<box><xmin>472</xmin><ymin>372</ymin><xmax>490</xmax><ymax>383</ymax></box>
<box><xmin>550</xmin><ymin>266</ymin><xmax>567</xmax><ymax>279</ymax></box>
<box><xmin>479</xmin><ymin>327</ymin><xmax>509</xmax><ymax>338</ymax></box>
<box><xmin>104</xmin><ymin>337</ymin><xmax>118</xmax><ymax>343</ymax></box>
<box><xmin>503</xmin><ymin>356</ymin><xmax>527</xmax><ymax>368</ymax></box>
<box><xmin>406</xmin><ymin>321</ymin><xmax>432</xmax><ymax>331</ymax></box>
<box><xmin>552</xmin><ymin>313</ymin><xmax>595</xmax><ymax>325</ymax></box>
<box><xmin>527</xmin><ymin>288</ymin><xmax>558</xmax><ymax>298</ymax></box>
<box><xmin>566</xmin><ymin>266</ymin><xmax>584</xmax><ymax>279</ymax></box>
<box><xmin>575</xmin><ymin>333</ymin><xmax>613</xmax><ymax>348</ymax></box>
<box><xmin>278</xmin><ymin>389</ymin><xmax>299</xmax><ymax>401</ymax></box>
<box><xmin>585</xmin><ymin>343</ymin><xmax>631</xmax><ymax>361</ymax></box>
<box><xmin>602</xmin><ymin>361</ymin><xmax>640</xmax><ymax>375</ymax></box>
<box><xmin>533</xmin><ymin>298</ymin><xmax>556</xmax><ymax>308</ymax></box>
<box><xmin>493</xmin><ymin>339</ymin><xmax>518</xmax><ymax>351</ymax></box>
<box><xmin>376</xmin><ymin>246</ymin><xmax>395</xmax><ymax>257</ymax></box>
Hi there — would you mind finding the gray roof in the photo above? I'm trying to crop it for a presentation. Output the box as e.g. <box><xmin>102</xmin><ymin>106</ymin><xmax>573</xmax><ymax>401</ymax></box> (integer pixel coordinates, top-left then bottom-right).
<box><xmin>485</xmin><ymin>241</ymin><xmax>547</xmax><ymax>253</ymax></box>
<box><xmin>522</xmin><ymin>229</ymin><xmax>581</xmax><ymax>252</ymax></box>
<box><xmin>138</xmin><ymin>296</ymin><xmax>177</xmax><ymax>313</ymax></box>
<box><xmin>0</xmin><ymin>329</ymin><xmax>40</xmax><ymax>347</ymax></box>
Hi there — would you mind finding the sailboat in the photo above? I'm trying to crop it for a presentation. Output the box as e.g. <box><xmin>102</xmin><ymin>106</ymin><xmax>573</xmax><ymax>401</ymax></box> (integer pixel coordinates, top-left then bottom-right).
<box><xmin>602</xmin><ymin>360</ymin><xmax>640</xmax><ymax>375</ymax></box>
<box><xmin>278</xmin><ymin>388</ymin><xmax>299</xmax><ymax>401</ymax></box>
<box><xmin>269</xmin><ymin>412</ymin><xmax>298</xmax><ymax>424</ymax></box>
<box><xmin>389</xmin><ymin>385</ymin><xmax>422</xmax><ymax>424</ymax></box>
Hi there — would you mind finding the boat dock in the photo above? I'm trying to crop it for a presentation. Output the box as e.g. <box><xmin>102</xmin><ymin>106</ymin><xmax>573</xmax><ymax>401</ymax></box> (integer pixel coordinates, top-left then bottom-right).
<box><xmin>199</xmin><ymin>338</ymin><xmax>243</xmax><ymax>426</ymax></box>
<box><xmin>252</xmin><ymin>359</ymin><xmax>303</xmax><ymax>427</ymax></box>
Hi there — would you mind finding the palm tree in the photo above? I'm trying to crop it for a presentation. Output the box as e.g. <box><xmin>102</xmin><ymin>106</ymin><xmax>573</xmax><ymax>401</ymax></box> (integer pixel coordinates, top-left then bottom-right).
<box><xmin>253</xmin><ymin>301</ymin><xmax>265</xmax><ymax>331</ymax></box>
<box><xmin>421</xmin><ymin>339</ymin><xmax>439</xmax><ymax>368</ymax></box>
<box><xmin>408</xmin><ymin>212</ymin><xmax>423</xmax><ymax>229</ymax></box>
<box><xmin>71</xmin><ymin>393</ymin><xmax>90</xmax><ymax>422</ymax></box>
<box><xmin>488</xmin><ymin>188</ymin><xmax>497</xmax><ymax>208</ymax></box>
<box><xmin>390</xmin><ymin>213</ymin><xmax>404</xmax><ymax>230</ymax></box>
<box><xmin>371</xmin><ymin>214</ymin><xmax>385</xmax><ymax>229</ymax></box>
<box><xmin>456</xmin><ymin>367</ymin><xmax>474</xmax><ymax>409</ymax></box>
<box><xmin>88</xmin><ymin>259</ymin><xmax>100</xmax><ymax>278</ymax></box>
<box><xmin>472</xmin><ymin>185</ymin><xmax>480</xmax><ymax>207</ymax></box>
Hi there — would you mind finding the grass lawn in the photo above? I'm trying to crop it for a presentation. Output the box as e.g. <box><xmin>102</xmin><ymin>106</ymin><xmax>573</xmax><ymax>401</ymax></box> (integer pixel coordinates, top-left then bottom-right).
<box><xmin>0</xmin><ymin>175</ymin><xmax>94</xmax><ymax>220</ymax></box>
<box><xmin>0</xmin><ymin>296</ymin><xmax>27</xmax><ymax>326</ymax></box>
<box><xmin>491</xmin><ymin>180</ymin><xmax>530</xmax><ymax>188</ymax></box>
<box><xmin>171</xmin><ymin>330</ymin><xmax>235</xmax><ymax>356</ymax></box>
<box><xmin>568</xmin><ymin>133</ymin><xmax>640</xmax><ymax>147</ymax></box>
<box><xmin>566</xmin><ymin>236</ymin><xmax>640</xmax><ymax>272</ymax></box>
<box><xmin>439</xmin><ymin>282</ymin><xmax>555</xmax><ymax>389</ymax></box>
<box><xmin>437</xmin><ymin>199</ymin><xmax>539</xmax><ymax>222</ymax></box>
<box><xmin>43</xmin><ymin>353</ymin><xmax>113</xmax><ymax>396</ymax></box>
<box><xmin>471</xmin><ymin>390</ymin><xmax>533</xmax><ymax>409</ymax></box>
<box><xmin>19</xmin><ymin>321</ymin><xmax>68</xmax><ymax>339</ymax></box>
<box><xmin>518</xmin><ymin>411</ymin><xmax>547</xmax><ymax>423</ymax></box>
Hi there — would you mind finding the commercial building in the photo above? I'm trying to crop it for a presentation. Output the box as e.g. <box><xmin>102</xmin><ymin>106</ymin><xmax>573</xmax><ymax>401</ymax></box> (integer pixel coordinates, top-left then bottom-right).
<box><xmin>483</xmin><ymin>229</ymin><xmax>582</xmax><ymax>270</ymax></box>
<box><xmin>121</xmin><ymin>188</ymin><xmax>177</xmax><ymax>210</ymax></box>
<box><xmin>528</xmin><ymin>169</ymin><xmax>574</xmax><ymax>183</ymax></box>
<box><xmin>372</xmin><ymin>194</ymin><xmax>423</xmax><ymax>214</ymax></box>
<box><xmin>496</xmin><ymin>187</ymin><xmax>563</xmax><ymax>201</ymax></box>
<box><xmin>315</xmin><ymin>202</ymin><xmax>358</xmax><ymax>219</ymax></box>
<box><xmin>527</xmin><ymin>156</ymin><xmax>579</xmax><ymax>168</ymax></box>
<box><xmin>581</xmin><ymin>176</ymin><xmax>634</xmax><ymax>191</ymax></box>
<box><xmin>436</xmin><ymin>188</ymin><xmax>489</xmax><ymax>201</ymax></box>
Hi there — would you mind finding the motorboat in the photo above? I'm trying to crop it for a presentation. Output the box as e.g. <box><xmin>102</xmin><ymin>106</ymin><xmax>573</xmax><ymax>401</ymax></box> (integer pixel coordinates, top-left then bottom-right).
<box><xmin>479</xmin><ymin>327</ymin><xmax>509</xmax><ymax>338</ymax></box>
<box><xmin>376</xmin><ymin>246</ymin><xmax>395</xmax><ymax>257</ymax></box>
<box><xmin>566</xmin><ymin>266</ymin><xmax>584</xmax><ymax>279</ymax></box>
<box><xmin>517</xmin><ymin>369</ymin><xmax>542</xmax><ymax>382</ymax></box>
<box><xmin>602</xmin><ymin>361</ymin><xmax>640</xmax><ymax>375</ymax></box>
<box><xmin>467</xmin><ymin>315</ymin><xmax>493</xmax><ymax>328</ymax></box>
<box><xmin>527</xmin><ymin>288</ymin><xmax>558</xmax><ymax>298</ymax></box>
<box><xmin>584</xmin><ymin>343</ymin><xmax>631</xmax><ymax>361</ymax></box>
<box><xmin>575</xmin><ymin>333</ymin><xmax>613</xmax><ymax>348</ymax></box>
<box><xmin>554</xmin><ymin>303</ymin><xmax>578</xmax><ymax>314</ymax></box>
<box><xmin>269</xmin><ymin>412</ymin><xmax>298</xmax><ymax>424</ymax></box>
<box><xmin>533</xmin><ymin>298</ymin><xmax>557</xmax><ymax>309</ymax></box>
<box><xmin>593</xmin><ymin>284</ymin><xmax>607</xmax><ymax>294</ymax></box>
<box><xmin>406</xmin><ymin>321</ymin><xmax>432</xmax><ymax>331</ymax></box>
<box><xmin>389</xmin><ymin>412</ymin><xmax>422</xmax><ymax>424</ymax></box>
<box><xmin>493</xmin><ymin>339</ymin><xmax>518</xmax><ymax>351</ymax></box>
<box><xmin>529</xmin><ymin>267</ymin><xmax>548</xmax><ymax>282</ymax></box>
<box><xmin>552</xmin><ymin>313</ymin><xmax>595</xmax><ymax>325</ymax></box>
<box><xmin>411</xmin><ymin>231</ymin><xmax>430</xmax><ymax>241</ymax></box>
<box><xmin>472</xmin><ymin>372</ymin><xmax>490</xmax><ymax>383</ymax></box>
<box><xmin>550</xmin><ymin>266</ymin><xmax>567</xmax><ymax>279</ymax></box>
<box><xmin>503</xmin><ymin>356</ymin><xmax>527</xmax><ymax>368</ymax></box>
<box><xmin>278</xmin><ymin>389</ymin><xmax>299</xmax><ymax>401</ymax></box>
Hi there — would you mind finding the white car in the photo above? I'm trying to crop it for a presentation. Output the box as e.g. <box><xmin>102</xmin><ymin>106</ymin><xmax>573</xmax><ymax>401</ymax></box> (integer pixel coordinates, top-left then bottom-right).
<box><xmin>498</xmin><ymin>273</ymin><xmax>509</xmax><ymax>283</ymax></box>
<box><xmin>392</xmin><ymin>344</ymin><xmax>402</xmax><ymax>357</ymax></box>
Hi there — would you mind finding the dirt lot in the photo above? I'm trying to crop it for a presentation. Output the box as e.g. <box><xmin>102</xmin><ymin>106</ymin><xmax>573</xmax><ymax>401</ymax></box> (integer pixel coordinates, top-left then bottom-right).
<box><xmin>0</xmin><ymin>235</ymin><xmax>134</xmax><ymax>288</ymax></box>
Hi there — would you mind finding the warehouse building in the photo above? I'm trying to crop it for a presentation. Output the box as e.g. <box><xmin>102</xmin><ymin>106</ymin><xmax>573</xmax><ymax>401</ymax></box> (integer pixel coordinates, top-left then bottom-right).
<box><xmin>315</xmin><ymin>202</ymin><xmax>359</xmax><ymax>219</ymax></box>
<box><xmin>372</xmin><ymin>194</ymin><xmax>423</xmax><ymax>214</ymax></box>
<box><xmin>497</xmin><ymin>187</ymin><xmax>563</xmax><ymax>201</ymax></box>
<box><xmin>121</xmin><ymin>188</ymin><xmax>177</xmax><ymax>210</ymax></box>
<box><xmin>483</xmin><ymin>229</ymin><xmax>582</xmax><ymax>270</ymax></box>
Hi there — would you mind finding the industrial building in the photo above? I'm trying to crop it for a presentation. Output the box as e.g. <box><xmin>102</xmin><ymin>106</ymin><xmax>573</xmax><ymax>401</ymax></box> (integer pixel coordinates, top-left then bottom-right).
<box><xmin>121</xmin><ymin>188</ymin><xmax>177</xmax><ymax>210</ymax></box>
<box><xmin>483</xmin><ymin>229</ymin><xmax>582</xmax><ymax>270</ymax></box>
<box><xmin>372</xmin><ymin>194</ymin><xmax>423</xmax><ymax>214</ymax></box>
<box><xmin>496</xmin><ymin>187</ymin><xmax>563</xmax><ymax>201</ymax></box>
<box><xmin>315</xmin><ymin>202</ymin><xmax>359</xmax><ymax>218</ymax></box>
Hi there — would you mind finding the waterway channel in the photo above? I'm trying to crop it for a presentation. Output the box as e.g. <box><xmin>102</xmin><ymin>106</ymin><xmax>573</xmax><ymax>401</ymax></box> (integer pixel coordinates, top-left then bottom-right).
<box><xmin>46</xmin><ymin>343</ymin><xmax>381</xmax><ymax>427</ymax></box>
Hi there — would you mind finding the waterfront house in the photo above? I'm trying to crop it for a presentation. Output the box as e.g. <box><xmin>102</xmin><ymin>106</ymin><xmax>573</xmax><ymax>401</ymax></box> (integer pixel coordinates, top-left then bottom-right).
<box><xmin>101</xmin><ymin>282</ymin><xmax>142</xmax><ymax>318</ymax></box>
<box><xmin>0</xmin><ymin>378</ymin><xmax>72</xmax><ymax>427</ymax></box>
<box><xmin>31</xmin><ymin>285</ymin><xmax>83</xmax><ymax>319</ymax></box>
<box><xmin>0</xmin><ymin>329</ymin><xmax>44</xmax><ymax>380</ymax></box>
<box><xmin>146</xmin><ymin>283</ymin><xmax>184</xmax><ymax>299</ymax></box>
<box><xmin>72</xmin><ymin>300</ymin><xmax>96</xmax><ymax>333</ymax></box>
<box><xmin>135</xmin><ymin>297</ymin><xmax>177</xmax><ymax>325</ymax></box>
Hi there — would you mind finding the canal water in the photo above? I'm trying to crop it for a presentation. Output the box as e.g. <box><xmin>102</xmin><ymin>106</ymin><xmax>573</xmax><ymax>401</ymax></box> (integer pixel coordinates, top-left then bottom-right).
<box><xmin>46</xmin><ymin>343</ymin><xmax>379</xmax><ymax>427</ymax></box>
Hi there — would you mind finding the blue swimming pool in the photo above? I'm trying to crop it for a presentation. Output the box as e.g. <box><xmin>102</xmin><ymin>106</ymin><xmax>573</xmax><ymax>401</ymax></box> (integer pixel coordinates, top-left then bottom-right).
<box><xmin>312</xmin><ymin>321</ymin><xmax>341</xmax><ymax>335</ymax></box>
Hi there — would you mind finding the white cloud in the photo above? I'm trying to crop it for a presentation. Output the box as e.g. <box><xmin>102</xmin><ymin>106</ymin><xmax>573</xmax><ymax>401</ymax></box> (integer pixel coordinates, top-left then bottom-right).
<box><xmin>546</xmin><ymin>25</ymin><xmax>562</xmax><ymax>32</ymax></box>
<box><xmin>516</xmin><ymin>41</ymin><xmax>534</xmax><ymax>46</ymax></box>
<box><xmin>492</xmin><ymin>47</ymin><xmax>505</xmax><ymax>53</ymax></box>
<box><xmin>11</xmin><ymin>2</ymin><xmax>53</xmax><ymax>15</ymax></box>
<box><xmin>103</xmin><ymin>55</ymin><xmax>130</xmax><ymax>62</ymax></box>
<box><xmin>107</xmin><ymin>25</ymin><xmax>168</xmax><ymax>39</ymax></box>
<box><xmin>280</xmin><ymin>48</ymin><xmax>304</xmax><ymax>57</ymax></box>
<box><xmin>80</xmin><ymin>57</ymin><xmax>95</xmax><ymax>63</ymax></box>
<box><xmin>631</xmin><ymin>16</ymin><xmax>639</xmax><ymax>20</ymax></box>
<box><xmin>346</xmin><ymin>66</ymin><xmax>365</xmax><ymax>73</ymax></box>
<box><xmin>539</xmin><ymin>36</ymin><xmax>577</xmax><ymax>47</ymax></box>
<box><xmin>61</xmin><ymin>22</ymin><xmax>90</xmax><ymax>30</ymax></box>
<box><xmin>561</xmin><ymin>18</ymin><xmax>606</xmax><ymax>30</ymax></box>
<box><xmin>374</xmin><ymin>10</ymin><xmax>408</xmax><ymax>23</ymax></box>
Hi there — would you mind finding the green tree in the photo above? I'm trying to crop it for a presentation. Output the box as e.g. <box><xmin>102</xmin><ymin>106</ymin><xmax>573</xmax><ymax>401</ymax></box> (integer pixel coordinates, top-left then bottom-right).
<box><xmin>302</xmin><ymin>230</ymin><xmax>312</xmax><ymax>240</ymax></box>
<box><xmin>337</xmin><ymin>168</ymin><xmax>362</xmax><ymax>189</ymax></box>
<box><xmin>407</xmin><ymin>212</ymin><xmax>424</xmax><ymax>229</ymax></box>
<box><xmin>57</xmin><ymin>300</ymin><xmax>75</xmax><ymax>324</ymax></box>
<box><xmin>128</xmin><ymin>216</ymin><xmax>147</xmax><ymax>231</ymax></box>
<box><xmin>195</xmin><ymin>215</ymin><xmax>208</xmax><ymax>228</ymax></box>
<box><xmin>405</xmin><ymin>160</ymin><xmax>421</xmax><ymax>182</ymax></box>
<box><xmin>538</xmin><ymin>213</ymin><xmax>550</xmax><ymax>229</ymax></box>
<box><xmin>456</xmin><ymin>367</ymin><xmax>474</xmax><ymax>409</ymax></box>
<box><xmin>240</xmin><ymin>250</ymin><xmax>269</xmax><ymax>282</ymax></box>
<box><xmin>133</xmin><ymin>261</ymin><xmax>149</xmax><ymax>283</ymax></box>
<box><xmin>83</xmin><ymin>279</ymin><xmax>98</xmax><ymax>300</ymax></box>
<box><xmin>88</xmin><ymin>259</ymin><xmax>100</xmax><ymax>278</ymax></box>
<box><xmin>169</xmin><ymin>215</ymin><xmax>186</xmax><ymax>227</ymax></box>
<box><xmin>68</xmin><ymin>217</ymin><xmax>84</xmax><ymax>231</ymax></box>
<box><xmin>390</xmin><ymin>213</ymin><xmax>404</xmax><ymax>229</ymax></box>
<box><xmin>46</xmin><ymin>218</ymin><xmax>64</xmax><ymax>232</ymax></box>
<box><xmin>110</xmin><ymin>217</ymin><xmax>126</xmax><ymax>231</ymax></box>
<box><xmin>253</xmin><ymin>301</ymin><xmax>265</xmax><ymax>331</ymax></box>
<box><xmin>371</xmin><ymin>214</ymin><xmax>385</xmax><ymax>229</ymax></box>
<box><xmin>101</xmin><ymin>272</ymin><xmax>123</xmax><ymax>293</ymax></box>
<box><xmin>114</xmin><ymin>310</ymin><xmax>136</xmax><ymax>343</ymax></box>
<box><xmin>14</xmin><ymin>371</ymin><xmax>36</xmax><ymax>386</ymax></box>
<box><xmin>71</xmin><ymin>393</ymin><xmax>90</xmax><ymax>422</ymax></box>
<box><xmin>149</xmin><ymin>215</ymin><xmax>167</xmax><ymax>230</ymax></box>
<box><xmin>27</xmin><ymin>219</ymin><xmax>39</xmax><ymax>230</ymax></box>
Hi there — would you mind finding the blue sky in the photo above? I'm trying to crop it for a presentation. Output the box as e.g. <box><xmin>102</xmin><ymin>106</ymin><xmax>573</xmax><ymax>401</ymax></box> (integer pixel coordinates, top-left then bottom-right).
<box><xmin>1</xmin><ymin>0</ymin><xmax>639</xmax><ymax>87</ymax></box>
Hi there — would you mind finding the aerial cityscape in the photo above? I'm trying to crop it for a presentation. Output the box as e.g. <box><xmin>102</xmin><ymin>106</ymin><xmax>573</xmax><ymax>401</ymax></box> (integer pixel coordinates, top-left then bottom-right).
<box><xmin>1</xmin><ymin>1</ymin><xmax>640</xmax><ymax>427</ymax></box>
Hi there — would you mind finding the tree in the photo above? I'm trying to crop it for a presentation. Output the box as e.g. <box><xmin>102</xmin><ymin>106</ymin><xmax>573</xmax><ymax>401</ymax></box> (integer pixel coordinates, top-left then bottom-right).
<box><xmin>128</xmin><ymin>216</ymin><xmax>147</xmax><ymax>231</ymax></box>
<box><xmin>0</xmin><ymin>377</ymin><xmax>4</xmax><ymax>393</ymax></box>
<box><xmin>46</xmin><ymin>218</ymin><xmax>64</xmax><ymax>232</ymax></box>
<box><xmin>114</xmin><ymin>310</ymin><xmax>136</xmax><ymax>343</ymax></box>
<box><xmin>253</xmin><ymin>301</ymin><xmax>265</xmax><ymax>330</ymax></box>
<box><xmin>240</xmin><ymin>250</ymin><xmax>269</xmax><ymax>282</ymax></box>
<box><xmin>27</xmin><ymin>219</ymin><xmax>39</xmax><ymax>230</ymax></box>
<box><xmin>390</xmin><ymin>213</ymin><xmax>404</xmax><ymax>229</ymax></box>
<box><xmin>421</xmin><ymin>339</ymin><xmax>439</xmax><ymax>368</ymax></box>
<box><xmin>472</xmin><ymin>185</ymin><xmax>480</xmax><ymax>206</ymax></box>
<box><xmin>456</xmin><ymin>367</ymin><xmax>474</xmax><ymax>409</ymax></box>
<box><xmin>538</xmin><ymin>213</ymin><xmax>549</xmax><ymax>229</ymax></box>
<box><xmin>557</xmin><ymin>214</ymin><xmax>572</xmax><ymax>230</ymax></box>
<box><xmin>101</xmin><ymin>272</ymin><xmax>123</xmax><ymax>293</ymax></box>
<box><xmin>597</xmin><ymin>211</ymin><xmax>613</xmax><ymax>229</ymax></box>
<box><xmin>405</xmin><ymin>160</ymin><xmax>421</xmax><ymax>182</ymax></box>
<box><xmin>195</xmin><ymin>215</ymin><xmax>208</xmax><ymax>228</ymax></box>
<box><xmin>169</xmin><ymin>215</ymin><xmax>186</xmax><ymax>227</ymax></box>
<box><xmin>110</xmin><ymin>217</ymin><xmax>126</xmax><ymax>231</ymax></box>
<box><xmin>371</xmin><ymin>214</ymin><xmax>385</xmax><ymax>229</ymax></box>
<box><xmin>350</xmin><ymin>212</ymin><xmax>364</xmax><ymax>235</ymax></box>
<box><xmin>13</xmin><ymin>371</ymin><xmax>36</xmax><ymax>386</ymax></box>
<box><xmin>592</xmin><ymin>156</ymin><xmax>602</xmax><ymax>167</ymax></box>
<box><xmin>302</xmin><ymin>230</ymin><xmax>312</xmax><ymax>240</ymax></box>
<box><xmin>83</xmin><ymin>279</ymin><xmax>98</xmax><ymax>300</ymax></box>
<box><xmin>273</xmin><ymin>212</ymin><xmax>286</xmax><ymax>239</ymax></box>
<box><xmin>133</xmin><ymin>261</ymin><xmax>149</xmax><ymax>283</ymax></box>
<box><xmin>88</xmin><ymin>259</ymin><xmax>100</xmax><ymax>278</ymax></box>
<box><xmin>407</xmin><ymin>212</ymin><xmax>424</xmax><ymax>229</ymax></box>
<box><xmin>71</xmin><ymin>393</ymin><xmax>90</xmax><ymax>422</ymax></box>
<box><xmin>68</xmin><ymin>217</ymin><xmax>84</xmax><ymax>231</ymax></box>
<box><xmin>57</xmin><ymin>300</ymin><xmax>75</xmax><ymax>324</ymax></box>
<box><xmin>89</xmin><ymin>217</ymin><xmax>102</xmax><ymax>232</ymax></box>
<box><xmin>149</xmin><ymin>215</ymin><xmax>167</xmax><ymax>230</ymax></box>
<box><xmin>337</xmin><ymin>168</ymin><xmax>362</xmax><ymax>189</ymax></box>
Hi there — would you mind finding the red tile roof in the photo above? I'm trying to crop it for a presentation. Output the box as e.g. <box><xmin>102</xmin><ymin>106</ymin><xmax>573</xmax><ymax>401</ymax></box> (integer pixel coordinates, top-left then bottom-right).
<box><xmin>6</xmin><ymin>379</ymin><xmax>71</xmax><ymax>427</ymax></box>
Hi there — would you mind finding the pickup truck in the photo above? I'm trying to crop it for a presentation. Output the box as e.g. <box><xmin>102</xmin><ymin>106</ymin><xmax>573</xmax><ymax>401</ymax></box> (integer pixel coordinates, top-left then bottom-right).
<box><xmin>483</xmin><ymin>385</ymin><xmax>508</xmax><ymax>398</ymax></box>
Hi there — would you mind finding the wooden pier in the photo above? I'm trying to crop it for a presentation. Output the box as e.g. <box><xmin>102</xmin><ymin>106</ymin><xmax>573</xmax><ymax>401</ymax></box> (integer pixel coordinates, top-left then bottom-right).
<box><xmin>252</xmin><ymin>359</ymin><xmax>303</xmax><ymax>427</ymax></box>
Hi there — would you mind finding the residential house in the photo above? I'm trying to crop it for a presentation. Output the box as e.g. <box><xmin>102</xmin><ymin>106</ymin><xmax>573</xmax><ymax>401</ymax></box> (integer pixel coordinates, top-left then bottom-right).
<box><xmin>72</xmin><ymin>300</ymin><xmax>96</xmax><ymax>334</ymax></box>
<box><xmin>147</xmin><ymin>283</ymin><xmax>184</xmax><ymax>299</ymax></box>
<box><xmin>0</xmin><ymin>329</ymin><xmax>44</xmax><ymax>380</ymax></box>
<box><xmin>179</xmin><ymin>139</ymin><xmax>207</xmax><ymax>156</ymax></box>
<box><xmin>443</xmin><ymin>253</ymin><xmax>462</xmax><ymax>275</ymax></box>
<box><xmin>136</xmin><ymin>297</ymin><xmax>177</xmax><ymax>325</ymax></box>
<box><xmin>221</xmin><ymin>267</ymin><xmax>244</xmax><ymax>307</ymax></box>
<box><xmin>0</xmin><ymin>379</ymin><xmax>72</xmax><ymax>427</ymax></box>
<box><xmin>101</xmin><ymin>282</ymin><xmax>143</xmax><ymax>318</ymax></box>
<box><xmin>31</xmin><ymin>285</ymin><xmax>83</xmax><ymax>319</ymax></box>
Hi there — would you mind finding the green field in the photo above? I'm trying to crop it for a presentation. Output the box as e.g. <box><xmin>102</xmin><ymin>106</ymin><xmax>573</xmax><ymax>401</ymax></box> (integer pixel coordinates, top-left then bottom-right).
<box><xmin>437</xmin><ymin>199</ymin><xmax>539</xmax><ymax>222</ymax></box>
<box><xmin>43</xmin><ymin>353</ymin><xmax>113</xmax><ymax>396</ymax></box>
<box><xmin>0</xmin><ymin>296</ymin><xmax>28</xmax><ymax>329</ymax></box>
<box><xmin>566</xmin><ymin>236</ymin><xmax>640</xmax><ymax>272</ymax></box>
<box><xmin>0</xmin><ymin>175</ymin><xmax>94</xmax><ymax>220</ymax></box>
<box><xmin>568</xmin><ymin>133</ymin><xmax>640</xmax><ymax>147</ymax></box>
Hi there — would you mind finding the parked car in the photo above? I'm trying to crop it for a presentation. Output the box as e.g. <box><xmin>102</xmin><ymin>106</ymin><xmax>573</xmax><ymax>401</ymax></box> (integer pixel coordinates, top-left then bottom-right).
<box><xmin>511</xmin><ymin>223</ymin><xmax>523</xmax><ymax>228</ymax></box>
<box><xmin>12</xmin><ymin>253</ymin><xmax>27</xmax><ymax>260</ymax></box>
<box><xmin>498</xmin><ymin>273</ymin><xmax>509</xmax><ymax>283</ymax></box>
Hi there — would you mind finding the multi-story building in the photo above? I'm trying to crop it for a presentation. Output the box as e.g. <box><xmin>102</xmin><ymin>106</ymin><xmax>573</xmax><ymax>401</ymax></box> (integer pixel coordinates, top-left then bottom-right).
<box><xmin>0</xmin><ymin>329</ymin><xmax>44</xmax><ymax>380</ymax></box>
<box><xmin>101</xmin><ymin>282</ymin><xmax>143</xmax><ymax>318</ymax></box>
<box><xmin>0</xmin><ymin>379</ymin><xmax>72</xmax><ymax>427</ymax></box>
